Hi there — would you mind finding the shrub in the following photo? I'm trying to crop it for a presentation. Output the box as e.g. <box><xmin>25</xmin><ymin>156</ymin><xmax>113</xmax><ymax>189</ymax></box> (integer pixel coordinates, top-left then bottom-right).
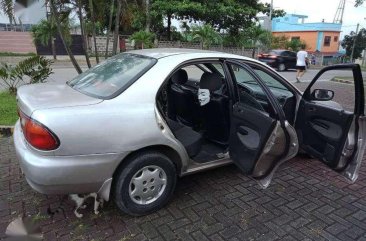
<box><xmin>0</xmin><ymin>56</ymin><xmax>53</xmax><ymax>94</ymax></box>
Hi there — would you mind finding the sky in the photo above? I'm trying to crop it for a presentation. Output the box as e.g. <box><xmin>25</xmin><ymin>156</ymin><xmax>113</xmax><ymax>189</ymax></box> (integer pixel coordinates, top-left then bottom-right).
<box><xmin>260</xmin><ymin>0</ymin><xmax>366</xmax><ymax>38</ymax></box>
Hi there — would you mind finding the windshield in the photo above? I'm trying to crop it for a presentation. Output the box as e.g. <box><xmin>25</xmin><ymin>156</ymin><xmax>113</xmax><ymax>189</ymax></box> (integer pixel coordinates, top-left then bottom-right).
<box><xmin>67</xmin><ymin>53</ymin><xmax>157</xmax><ymax>99</ymax></box>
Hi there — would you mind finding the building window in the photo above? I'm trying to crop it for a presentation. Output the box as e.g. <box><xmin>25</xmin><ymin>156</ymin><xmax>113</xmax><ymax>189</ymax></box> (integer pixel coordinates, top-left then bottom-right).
<box><xmin>324</xmin><ymin>36</ymin><xmax>331</xmax><ymax>46</ymax></box>
<box><xmin>291</xmin><ymin>36</ymin><xmax>300</xmax><ymax>41</ymax></box>
<box><xmin>334</xmin><ymin>36</ymin><xmax>339</xmax><ymax>42</ymax></box>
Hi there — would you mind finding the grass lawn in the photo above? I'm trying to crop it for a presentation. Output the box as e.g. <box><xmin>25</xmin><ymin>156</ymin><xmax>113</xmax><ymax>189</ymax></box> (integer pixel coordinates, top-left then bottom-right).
<box><xmin>0</xmin><ymin>91</ymin><xmax>18</xmax><ymax>126</ymax></box>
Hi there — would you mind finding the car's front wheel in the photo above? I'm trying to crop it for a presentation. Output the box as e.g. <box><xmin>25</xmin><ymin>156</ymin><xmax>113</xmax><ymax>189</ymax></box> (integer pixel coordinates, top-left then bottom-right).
<box><xmin>113</xmin><ymin>151</ymin><xmax>177</xmax><ymax>216</ymax></box>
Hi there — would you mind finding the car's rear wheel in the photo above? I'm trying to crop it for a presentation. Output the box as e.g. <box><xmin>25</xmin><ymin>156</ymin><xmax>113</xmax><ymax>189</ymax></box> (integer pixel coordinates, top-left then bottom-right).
<box><xmin>113</xmin><ymin>151</ymin><xmax>177</xmax><ymax>216</ymax></box>
<box><xmin>278</xmin><ymin>63</ymin><xmax>286</xmax><ymax>72</ymax></box>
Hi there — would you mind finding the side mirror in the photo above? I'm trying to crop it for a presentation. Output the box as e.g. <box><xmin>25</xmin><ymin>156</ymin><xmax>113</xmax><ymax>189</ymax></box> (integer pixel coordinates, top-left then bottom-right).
<box><xmin>311</xmin><ymin>89</ymin><xmax>334</xmax><ymax>101</ymax></box>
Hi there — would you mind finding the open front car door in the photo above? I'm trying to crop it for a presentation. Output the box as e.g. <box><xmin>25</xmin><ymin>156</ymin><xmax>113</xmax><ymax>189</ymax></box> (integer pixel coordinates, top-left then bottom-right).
<box><xmin>296</xmin><ymin>64</ymin><xmax>366</xmax><ymax>182</ymax></box>
<box><xmin>225</xmin><ymin>60</ymin><xmax>298</xmax><ymax>188</ymax></box>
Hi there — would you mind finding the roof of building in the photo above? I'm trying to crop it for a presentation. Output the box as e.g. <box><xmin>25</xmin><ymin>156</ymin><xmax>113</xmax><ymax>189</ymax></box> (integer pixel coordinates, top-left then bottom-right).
<box><xmin>272</xmin><ymin>14</ymin><xmax>342</xmax><ymax>32</ymax></box>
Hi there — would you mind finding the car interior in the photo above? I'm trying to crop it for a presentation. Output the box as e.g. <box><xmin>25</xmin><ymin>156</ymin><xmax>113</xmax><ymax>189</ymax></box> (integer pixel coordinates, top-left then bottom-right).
<box><xmin>156</xmin><ymin>61</ymin><xmax>298</xmax><ymax>164</ymax></box>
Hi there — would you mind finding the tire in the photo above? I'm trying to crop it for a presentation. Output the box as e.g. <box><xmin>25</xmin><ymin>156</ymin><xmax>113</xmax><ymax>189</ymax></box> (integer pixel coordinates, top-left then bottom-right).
<box><xmin>113</xmin><ymin>151</ymin><xmax>177</xmax><ymax>216</ymax></box>
<box><xmin>278</xmin><ymin>63</ymin><xmax>286</xmax><ymax>72</ymax></box>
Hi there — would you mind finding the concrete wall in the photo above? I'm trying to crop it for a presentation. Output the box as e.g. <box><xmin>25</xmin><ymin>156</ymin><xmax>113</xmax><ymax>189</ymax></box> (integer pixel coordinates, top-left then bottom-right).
<box><xmin>0</xmin><ymin>31</ymin><xmax>36</xmax><ymax>53</ymax></box>
<box><xmin>272</xmin><ymin>31</ymin><xmax>340</xmax><ymax>54</ymax></box>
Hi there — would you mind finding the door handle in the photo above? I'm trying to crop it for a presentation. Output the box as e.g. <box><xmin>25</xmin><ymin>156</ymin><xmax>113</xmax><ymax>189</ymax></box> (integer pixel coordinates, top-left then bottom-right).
<box><xmin>238</xmin><ymin>126</ymin><xmax>249</xmax><ymax>135</ymax></box>
<box><xmin>308</xmin><ymin>107</ymin><xmax>317</xmax><ymax>112</ymax></box>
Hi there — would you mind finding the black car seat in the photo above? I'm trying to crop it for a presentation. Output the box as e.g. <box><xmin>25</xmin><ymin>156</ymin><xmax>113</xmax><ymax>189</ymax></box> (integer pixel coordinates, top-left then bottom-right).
<box><xmin>199</xmin><ymin>72</ymin><xmax>230</xmax><ymax>145</ymax></box>
<box><xmin>167</xmin><ymin>119</ymin><xmax>202</xmax><ymax>158</ymax></box>
<box><xmin>167</xmin><ymin>69</ymin><xmax>199</xmax><ymax>127</ymax></box>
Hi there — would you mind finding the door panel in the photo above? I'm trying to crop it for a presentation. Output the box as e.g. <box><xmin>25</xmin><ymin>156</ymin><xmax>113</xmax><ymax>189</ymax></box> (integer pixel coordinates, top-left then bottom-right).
<box><xmin>230</xmin><ymin>102</ymin><xmax>276</xmax><ymax>174</ymax></box>
<box><xmin>225</xmin><ymin>60</ymin><xmax>296</xmax><ymax>186</ymax></box>
<box><xmin>296</xmin><ymin>101</ymin><xmax>353</xmax><ymax>167</ymax></box>
<box><xmin>296</xmin><ymin>64</ymin><xmax>365</xmax><ymax>181</ymax></box>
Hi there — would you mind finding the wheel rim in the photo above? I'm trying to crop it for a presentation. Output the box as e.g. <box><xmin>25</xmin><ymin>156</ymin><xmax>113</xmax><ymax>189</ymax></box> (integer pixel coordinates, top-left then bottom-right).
<box><xmin>279</xmin><ymin>64</ymin><xmax>285</xmax><ymax>71</ymax></box>
<box><xmin>129</xmin><ymin>165</ymin><xmax>167</xmax><ymax>205</ymax></box>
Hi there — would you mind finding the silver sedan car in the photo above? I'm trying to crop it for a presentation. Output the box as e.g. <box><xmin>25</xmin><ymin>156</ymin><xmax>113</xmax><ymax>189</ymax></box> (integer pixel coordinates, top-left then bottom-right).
<box><xmin>14</xmin><ymin>49</ymin><xmax>366</xmax><ymax>216</ymax></box>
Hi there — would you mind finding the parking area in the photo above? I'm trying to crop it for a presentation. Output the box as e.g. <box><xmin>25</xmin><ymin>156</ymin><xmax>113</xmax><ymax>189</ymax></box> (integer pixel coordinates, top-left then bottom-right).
<box><xmin>1</xmin><ymin>135</ymin><xmax>366</xmax><ymax>241</ymax></box>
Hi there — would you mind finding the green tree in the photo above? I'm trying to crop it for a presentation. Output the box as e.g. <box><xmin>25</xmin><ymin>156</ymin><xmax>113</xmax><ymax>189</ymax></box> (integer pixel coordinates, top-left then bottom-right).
<box><xmin>113</xmin><ymin>0</ymin><xmax>122</xmax><ymax>55</ymax></box>
<box><xmin>192</xmin><ymin>24</ymin><xmax>222</xmax><ymax>49</ymax></box>
<box><xmin>341</xmin><ymin>28</ymin><xmax>366</xmax><ymax>60</ymax></box>
<box><xmin>31</xmin><ymin>19</ymin><xmax>71</xmax><ymax>60</ymax></box>
<box><xmin>49</xmin><ymin>0</ymin><xmax>82</xmax><ymax>74</ymax></box>
<box><xmin>0</xmin><ymin>0</ymin><xmax>15</xmax><ymax>24</ymax></box>
<box><xmin>105</xmin><ymin>0</ymin><xmax>115</xmax><ymax>58</ymax></box>
<box><xmin>355</xmin><ymin>0</ymin><xmax>364</xmax><ymax>6</ymax></box>
<box><xmin>130</xmin><ymin>30</ymin><xmax>155</xmax><ymax>49</ymax></box>
<box><xmin>89</xmin><ymin>0</ymin><xmax>100</xmax><ymax>63</ymax></box>
<box><xmin>285</xmin><ymin>38</ymin><xmax>306</xmax><ymax>52</ymax></box>
<box><xmin>74</xmin><ymin>0</ymin><xmax>92</xmax><ymax>68</ymax></box>
<box><xmin>242</xmin><ymin>26</ymin><xmax>272</xmax><ymax>58</ymax></box>
<box><xmin>0</xmin><ymin>56</ymin><xmax>53</xmax><ymax>94</ymax></box>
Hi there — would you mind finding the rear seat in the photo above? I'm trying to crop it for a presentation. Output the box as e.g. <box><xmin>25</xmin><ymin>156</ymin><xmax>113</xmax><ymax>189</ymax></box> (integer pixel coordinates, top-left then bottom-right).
<box><xmin>167</xmin><ymin>119</ymin><xmax>202</xmax><ymax>158</ymax></box>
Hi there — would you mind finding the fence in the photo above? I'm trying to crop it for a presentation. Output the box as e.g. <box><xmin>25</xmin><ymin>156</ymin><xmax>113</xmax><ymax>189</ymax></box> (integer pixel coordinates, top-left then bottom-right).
<box><xmin>157</xmin><ymin>40</ymin><xmax>255</xmax><ymax>58</ymax></box>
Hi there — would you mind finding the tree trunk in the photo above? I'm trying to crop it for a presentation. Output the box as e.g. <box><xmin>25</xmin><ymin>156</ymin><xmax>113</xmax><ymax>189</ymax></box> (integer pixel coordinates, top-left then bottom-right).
<box><xmin>51</xmin><ymin>38</ymin><xmax>57</xmax><ymax>60</ymax></box>
<box><xmin>89</xmin><ymin>0</ymin><xmax>99</xmax><ymax>64</ymax></box>
<box><xmin>49</xmin><ymin>0</ymin><xmax>82</xmax><ymax>74</ymax></box>
<box><xmin>113</xmin><ymin>0</ymin><xmax>122</xmax><ymax>55</ymax></box>
<box><xmin>167</xmin><ymin>14</ymin><xmax>171</xmax><ymax>41</ymax></box>
<box><xmin>77</xmin><ymin>0</ymin><xmax>91</xmax><ymax>68</ymax></box>
<box><xmin>105</xmin><ymin>0</ymin><xmax>115</xmax><ymax>59</ymax></box>
<box><xmin>145</xmin><ymin>0</ymin><xmax>150</xmax><ymax>32</ymax></box>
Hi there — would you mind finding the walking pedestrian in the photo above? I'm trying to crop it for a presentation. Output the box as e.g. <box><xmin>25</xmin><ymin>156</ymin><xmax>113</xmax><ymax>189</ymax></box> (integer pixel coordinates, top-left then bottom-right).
<box><xmin>296</xmin><ymin>46</ymin><xmax>308</xmax><ymax>83</ymax></box>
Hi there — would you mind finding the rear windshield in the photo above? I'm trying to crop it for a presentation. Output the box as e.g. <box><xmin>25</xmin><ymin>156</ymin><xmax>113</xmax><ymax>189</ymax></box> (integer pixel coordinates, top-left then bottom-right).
<box><xmin>67</xmin><ymin>53</ymin><xmax>157</xmax><ymax>99</ymax></box>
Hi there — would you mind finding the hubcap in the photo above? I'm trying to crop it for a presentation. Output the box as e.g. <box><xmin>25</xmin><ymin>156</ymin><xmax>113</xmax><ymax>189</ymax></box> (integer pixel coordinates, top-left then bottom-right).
<box><xmin>129</xmin><ymin>165</ymin><xmax>167</xmax><ymax>205</ymax></box>
<box><xmin>279</xmin><ymin>64</ymin><xmax>285</xmax><ymax>71</ymax></box>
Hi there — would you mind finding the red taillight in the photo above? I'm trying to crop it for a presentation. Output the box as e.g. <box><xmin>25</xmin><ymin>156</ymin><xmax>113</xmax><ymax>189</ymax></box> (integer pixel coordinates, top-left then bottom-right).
<box><xmin>19</xmin><ymin>111</ymin><xmax>59</xmax><ymax>151</ymax></box>
<box><xmin>268</xmin><ymin>55</ymin><xmax>278</xmax><ymax>59</ymax></box>
<box><xmin>257</xmin><ymin>54</ymin><xmax>263</xmax><ymax>58</ymax></box>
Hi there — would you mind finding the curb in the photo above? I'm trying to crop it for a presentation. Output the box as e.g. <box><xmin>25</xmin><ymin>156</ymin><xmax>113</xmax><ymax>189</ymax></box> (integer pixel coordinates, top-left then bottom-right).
<box><xmin>0</xmin><ymin>126</ymin><xmax>14</xmax><ymax>137</ymax></box>
<box><xmin>330</xmin><ymin>78</ymin><xmax>353</xmax><ymax>84</ymax></box>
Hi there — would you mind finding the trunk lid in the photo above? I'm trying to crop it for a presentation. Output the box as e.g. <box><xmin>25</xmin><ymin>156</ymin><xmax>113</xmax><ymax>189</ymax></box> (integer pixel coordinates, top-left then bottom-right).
<box><xmin>17</xmin><ymin>83</ymin><xmax>102</xmax><ymax>116</ymax></box>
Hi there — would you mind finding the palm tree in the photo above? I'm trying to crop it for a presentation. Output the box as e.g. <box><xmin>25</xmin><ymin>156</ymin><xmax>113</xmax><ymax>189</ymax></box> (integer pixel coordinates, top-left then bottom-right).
<box><xmin>89</xmin><ymin>0</ymin><xmax>99</xmax><ymax>63</ymax></box>
<box><xmin>192</xmin><ymin>24</ymin><xmax>222</xmax><ymax>49</ymax></box>
<box><xmin>244</xmin><ymin>26</ymin><xmax>272</xmax><ymax>58</ymax></box>
<box><xmin>0</xmin><ymin>0</ymin><xmax>15</xmax><ymax>26</ymax></box>
<box><xmin>105</xmin><ymin>0</ymin><xmax>115</xmax><ymax>58</ymax></box>
<box><xmin>76</xmin><ymin>0</ymin><xmax>92</xmax><ymax>68</ymax></box>
<box><xmin>130</xmin><ymin>30</ymin><xmax>155</xmax><ymax>49</ymax></box>
<box><xmin>112</xmin><ymin>0</ymin><xmax>122</xmax><ymax>55</ymax></box>
<box><xmin>49</xmin><ymin>0</ymin><xmax>82</xmax><ymax>74</ymax></box>
<box><xmin>31</xmin><ymin>19</ymin><xmax>58</xmax><ymax>60</ymax></box>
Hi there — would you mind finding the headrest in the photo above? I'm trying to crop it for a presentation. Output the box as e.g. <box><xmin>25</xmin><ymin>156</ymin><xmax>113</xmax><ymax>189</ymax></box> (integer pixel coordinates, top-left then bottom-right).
<box><xmin>199</xmin><ymin>72</ymin><xmax>222</xmax><ymax>91</ymax></box>
<box><xmin>171</xmin><ymin>69</ymin><xmax>188</xmax><ymax>85</ymax></box>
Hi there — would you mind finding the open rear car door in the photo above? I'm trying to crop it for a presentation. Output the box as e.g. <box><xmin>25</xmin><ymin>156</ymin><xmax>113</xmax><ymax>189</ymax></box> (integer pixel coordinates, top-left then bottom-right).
<box><xmin>225</xmin><ymin>60</ymin><xmax>298</xmax><ymax>188</ymax></box>
<box><xmin>296</xmin><ymin>64</ymin><xmax>366</xmax><ymax>182</ymax></box>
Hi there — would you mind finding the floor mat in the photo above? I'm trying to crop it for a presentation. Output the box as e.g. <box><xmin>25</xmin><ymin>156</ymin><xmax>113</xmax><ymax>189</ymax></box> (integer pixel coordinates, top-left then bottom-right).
<box><xmin>193</xmin><ymin>140</ymin><xmax>227</xmax><ymax>163</ymax></box>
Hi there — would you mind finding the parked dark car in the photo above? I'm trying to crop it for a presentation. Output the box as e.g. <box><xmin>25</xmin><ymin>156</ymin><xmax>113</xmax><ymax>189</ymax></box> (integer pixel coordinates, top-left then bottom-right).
<box><xmin>258</xmin><ymin>50</ymin><xmax>297</xmax><ymax>71</ymax></box>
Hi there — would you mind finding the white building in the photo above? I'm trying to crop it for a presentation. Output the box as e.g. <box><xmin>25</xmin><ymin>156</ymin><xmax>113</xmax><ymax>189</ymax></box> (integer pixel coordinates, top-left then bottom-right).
<box><xmin>0</xmin><ymin>0</ymin><xmax>46</xmax><ymax>24</ymax></box>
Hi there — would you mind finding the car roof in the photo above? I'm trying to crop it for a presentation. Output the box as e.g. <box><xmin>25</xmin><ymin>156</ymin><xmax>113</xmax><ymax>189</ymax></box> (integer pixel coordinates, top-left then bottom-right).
<box><xmin>127</xmin><ymin>48</ymin><xmax>253</xmax><ymax>60</ymax></box>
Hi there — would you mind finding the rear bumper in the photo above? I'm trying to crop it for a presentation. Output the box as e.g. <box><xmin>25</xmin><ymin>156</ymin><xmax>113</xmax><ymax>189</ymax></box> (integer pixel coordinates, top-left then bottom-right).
<box><xmin>13</xmin><ymin>121</ymin><xmax>127</xmax><ymax>199</ymax></box>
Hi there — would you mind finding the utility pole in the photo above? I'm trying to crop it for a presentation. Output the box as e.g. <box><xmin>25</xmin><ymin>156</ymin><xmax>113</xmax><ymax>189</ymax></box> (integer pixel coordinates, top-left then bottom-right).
<box><xmin>268</xmin><ymin>0</ymin><xmax>273</xmax><ymax>31</ymax></box>
<box><xmin>350</xmin><ymin>23</ymin><xmax>360</xmax><ymax>62</ymax></box>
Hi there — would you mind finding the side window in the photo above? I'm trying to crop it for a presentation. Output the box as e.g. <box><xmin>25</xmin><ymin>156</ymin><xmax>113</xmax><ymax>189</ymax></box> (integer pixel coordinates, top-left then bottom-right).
<box><xmin>307</xmin><ymin>69</ymin><xmax>355</xmax><ymax>113</ymax></box>
<box><xmin>254</xmin><ymin>68</ymin><xmax>292</xmax><ymax>93</ymax></box>
<box><xmin>228</xmin><ymin>63</ymin><xmax>269</xmax><ymax>113</ymax></box>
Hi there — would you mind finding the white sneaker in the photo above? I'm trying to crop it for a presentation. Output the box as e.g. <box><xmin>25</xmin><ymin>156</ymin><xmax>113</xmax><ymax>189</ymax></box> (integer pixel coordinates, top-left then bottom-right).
<box><xmin>296</xmin><ymin>77</ymin><xmax>300</xmax><ymax>83</ymax></box>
